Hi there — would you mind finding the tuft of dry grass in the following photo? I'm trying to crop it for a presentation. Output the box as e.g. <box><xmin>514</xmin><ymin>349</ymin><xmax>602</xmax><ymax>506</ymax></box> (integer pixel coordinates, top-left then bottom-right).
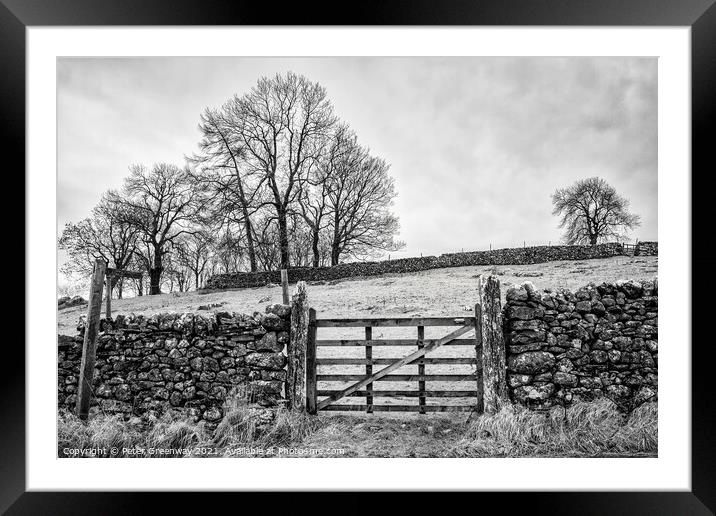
<box><xmin>448</xmin><ymin>399</ymin><xmax>657</xmax><ymax>457</ymax></box>
<box><xmin>58</xmin><ymin>410</ymin><xmax>143</xmax><ymax>457</ymax></box>
<box><xmin>212</xmin><ymin>395</ymin><xmax>321</xmax><ymax>452</ymax></box>
<box><xmin>212</xmin><ymin>397</ymin><xmax>260</xmax><ymax>447</ymax></box>
<box><xmin>145</xmin><ymin>412</ymin><xmax>207</xmax><ymax>457</ymax></box>
<box><xmin>258</xmin><ymin>407</ymin><xmax>321</xmax><ymax>447</ymax></box>
<box><xmin>611</xmin><ymin>400</ymin><xmax>658</xmax><ymax>453</ymax></box>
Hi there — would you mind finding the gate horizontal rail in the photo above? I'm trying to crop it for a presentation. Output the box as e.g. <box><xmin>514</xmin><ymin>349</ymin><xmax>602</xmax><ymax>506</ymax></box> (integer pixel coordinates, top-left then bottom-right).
<box><xmin>316</xmin><ymin>338</ymin><xmax>478</xmax><ymax>347</ymax></box>
<box><xmin>322</xmin><ymin>405</ymin><xmax>476</xmax><ymax>413</ymax></box>
<box><xmin>315</xmin><ymin>317</ymin><xmax>473</xmax><ymax>327</ymax></box>
<box><xmin>317</xmin><ymin>374</ymin><xmax>479</xmax><ymax>382</ymax></box>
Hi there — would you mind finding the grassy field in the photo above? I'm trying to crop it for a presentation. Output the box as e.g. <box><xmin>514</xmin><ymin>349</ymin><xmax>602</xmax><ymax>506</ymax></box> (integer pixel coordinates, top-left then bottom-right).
<box><xmin>58</xmin><ymin>398</ymin><xmax>657</xmax><ymax>458</ymax></box>
<box><xmin>58</xmin><ymin>255</ymin><xmax>658</xmax><ymax>335</ymax></box>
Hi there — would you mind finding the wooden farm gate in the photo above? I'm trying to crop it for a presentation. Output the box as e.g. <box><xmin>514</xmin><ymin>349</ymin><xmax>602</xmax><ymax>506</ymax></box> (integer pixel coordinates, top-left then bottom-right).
<box><xmin>622</xmin><ymin>243</ymin><xmax>637</xmax><ymax>256</ymax></box>
<box><xmin>305</xmin><ymin>311</ymin><xmax>485</xmax><ymax>414</ymax></box>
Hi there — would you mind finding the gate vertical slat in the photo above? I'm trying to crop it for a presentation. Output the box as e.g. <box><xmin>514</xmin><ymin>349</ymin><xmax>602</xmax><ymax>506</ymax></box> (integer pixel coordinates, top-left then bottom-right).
<box><xmin>306</xmin><ymin>308</ymin><xmax>318</xmax><ymax>415</ymax></box>
<box><xmin>365</xmin><ymin>326</ymin><xmax>373</xmax><ymax>413</ymax></box>
<box><xmin>417</xmin><ymin>325</ymin><xmax>426</xmax><ymax>414</ymax></box>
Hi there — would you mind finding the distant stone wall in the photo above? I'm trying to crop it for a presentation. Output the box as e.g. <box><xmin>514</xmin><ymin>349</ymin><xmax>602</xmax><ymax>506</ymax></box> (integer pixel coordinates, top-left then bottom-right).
<box><xmin>58</xmin><ymin>305</ymin><xmax>292</xmax><ymax>425</ymax></box>
<box><xmin>503</xmin><ymin>280</ymin><xmax>658</xmax><ymax>410</ymax></box>
<box><xmin>206</xmin><ymin>243</ymin><xmax>626</xmax><ymax>289</ymax></box>
<box><xmin>636</xmin><ymin>241</ymin><xmax>658</xmax><ymax>256</ymax></box>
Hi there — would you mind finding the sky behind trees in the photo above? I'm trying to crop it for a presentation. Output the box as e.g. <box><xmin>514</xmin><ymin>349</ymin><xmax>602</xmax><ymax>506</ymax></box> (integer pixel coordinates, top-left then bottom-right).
<box><xmin>58</xmin><ymin>56</ymin><xmax>657</xmax><ymax>266</ymax></box>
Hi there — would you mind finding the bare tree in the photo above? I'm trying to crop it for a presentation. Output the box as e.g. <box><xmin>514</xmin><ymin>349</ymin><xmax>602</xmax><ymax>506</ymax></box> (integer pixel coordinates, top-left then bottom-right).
<box><xmin>59</xmin><ymin>191</ymin><xmax>140</xmax><ymax>298</ymax></box>
<box><xmin>176</xmin><ymin>231</ymin><xmax>214</xmax><ymax>289</ymax></box>
<box><xmin>212</xmin><ymin>227</ymin><xmax>247</xmax><ymax>274</ymax></box>
<box><xmin>287</xmin><ymin>211</ymin><xmax>315</xmax><ymax>267</ymax></box>
<box><xmin>125</xmin><ymin>253</ymin><xmax>146</xmax><ymax>296</ymax></box>
<box><xmin>224</xmin><ymin>72</ymin><xmax>337</xmax><ymax>269</ymax></box>
<box><xmin>115</xmin><ymin>163</ymin><xmax>206</xmax><ymax>295</ymax></box>
<box><xmin>190</xmin><ymin>72</ymin><xmax>405</xmax><ymax>272</ymax></box>
<box><xmin>326</xmin><ymin>145</ymin><xmax>405</xmax><ymax>265</ymax></box>
<box><xmin>552</xmin><ymin>177</ymin><xmax>641</xmax><ymax>245</ymax></box>
<box><xmin>252</xmin><ymin>214</ymin><xmax>282</xmax><ymax>272</ymax></box>
<box><xmin>300</xmin><ymin>125</ymin><xmax>353</xmax><ymax>267</ymax></box>
<box><xmin>191</xmin><ymin>107</ymin><xmax>260</xmax><ymax>271</ymax></box>
<box><xmin>162</xmin><ymin>252</ymin><xmax>191</xmax><ymax>293</ymax></box>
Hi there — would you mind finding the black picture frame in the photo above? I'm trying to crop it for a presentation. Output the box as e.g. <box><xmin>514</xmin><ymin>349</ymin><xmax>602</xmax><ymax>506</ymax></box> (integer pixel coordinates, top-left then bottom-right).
<box><xmin>5</xmin><ymin>0</ymin><xmax>714</xmax><ymax>513</ymax></box>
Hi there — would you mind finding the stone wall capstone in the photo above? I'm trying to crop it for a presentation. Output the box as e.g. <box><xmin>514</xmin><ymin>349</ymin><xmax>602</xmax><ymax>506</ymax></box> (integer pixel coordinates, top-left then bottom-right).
<box><xmin>206</xmin><ymin>243</ymin><xmax>629</xmax><ymax>289</ymax></box>
<box><xmin>58</xmin><ymin>305</ymin><xmax>292</xmax><ymax>426</ymax></box>
<box><xmin>503</xmin><ymin>279</ymin><xmax>658</xmax><ymax>410</ymax></box>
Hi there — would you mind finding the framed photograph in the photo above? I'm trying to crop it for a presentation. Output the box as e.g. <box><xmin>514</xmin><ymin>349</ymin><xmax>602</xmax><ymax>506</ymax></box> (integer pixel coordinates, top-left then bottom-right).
<box><xmin>8</xmin><ymin>0</ymin><xmax>714</xmax><ymax>512</ymax></box>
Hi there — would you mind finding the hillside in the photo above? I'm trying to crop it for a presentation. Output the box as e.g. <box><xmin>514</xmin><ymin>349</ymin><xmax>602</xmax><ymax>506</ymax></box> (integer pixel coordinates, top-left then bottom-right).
<box><xmin>57</xmin><ymin>255</ymin><xmax>657</xmax><ymax>335</ymax></box>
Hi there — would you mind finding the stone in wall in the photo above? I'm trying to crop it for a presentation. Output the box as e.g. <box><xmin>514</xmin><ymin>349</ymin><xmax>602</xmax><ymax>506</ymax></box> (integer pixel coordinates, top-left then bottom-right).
<box><xmin>58</xmin><ymin>304</ymin><xmax>292</xmax><ymax>426</ymax></box>
<box><xmin>503</xmin><ymin>279</ymin><xmax>658</xmax><ymax>411</ymax></box>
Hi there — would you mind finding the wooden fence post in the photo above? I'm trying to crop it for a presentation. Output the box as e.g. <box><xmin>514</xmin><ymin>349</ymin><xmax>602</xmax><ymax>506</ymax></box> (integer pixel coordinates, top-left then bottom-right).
<box><xmin>76</xmin><ymin>258</ymin><xmax>106</xmax><ymax>420</ymax></box>
<box><xmin>474</xmin><ymin>302</ymin><xmax>484</xmax><ymax>413</ymax></box>
<box><xmin>288</xmin><ymin>281</ymin><xmax>309</xmax><ymax>411</ymax></box>
<box><xmin>478</xmin><ymin>275</ymin><xmax>508</xmax><ymax>414</ymax></box>
<box><xmin>281</xmin><ymin>269</ymin><xmax>289</xmax><ymax>305</ymax></box>
<box><xmin>105</xmin><ymin>273</ymin><xmax>112</xmax><ymax>320</ymax></box>
<box><xmin>306</xmin><ymin>308</ymin><xmax>317</xmax><ymax>414</ymax></box>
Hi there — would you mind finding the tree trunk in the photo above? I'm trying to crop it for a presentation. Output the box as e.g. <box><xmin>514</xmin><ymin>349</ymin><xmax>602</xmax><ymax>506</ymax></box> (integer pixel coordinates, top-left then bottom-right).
<box><xmin>311</xmin><ymin>227</ymin><xmax>320</xmax><ymax>268</ymax></box>
<box><xmin>244</xmin><ymin>216</ymin><xmax>257</xmax><ymax>272</ymax></box>
<box><xmin>331</xmin><ymin>213</ymin><xmax>340</xmax><ymax>266</ymax></box>
<box><xmin>589</xmin><ymin>234</ymin><xmax>598</xmax><ymax>245</ymax></box>
<box><xmin>330</xmin><ymin>244</ymin><xmax>340</xmax><ymax>266</ymax></box>
<box><xmin>149</xmin><ymin>251</ymin><xmax>163</xmax><ymax>295</ymax></box>
<box><xmin>117</xmin><ymin>277</ymin><xmax>123</xmax><ymax>299</ymax></box>
<box><xmin>278</xmin><ymin>209</ymin><xmax>290</xmax><ymax>269</ymax></box>
<box><xmin>149</xmin><ymin>269</ymin><xmax>162</xmax><ymax>294</ymax></box>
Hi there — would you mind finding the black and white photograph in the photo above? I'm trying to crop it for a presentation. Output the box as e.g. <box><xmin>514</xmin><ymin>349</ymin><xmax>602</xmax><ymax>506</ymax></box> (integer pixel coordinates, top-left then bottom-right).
<box><xmin>55</xmin><ymin>55</ymin><xmax>660</xmax><ymax>459</ymax></box>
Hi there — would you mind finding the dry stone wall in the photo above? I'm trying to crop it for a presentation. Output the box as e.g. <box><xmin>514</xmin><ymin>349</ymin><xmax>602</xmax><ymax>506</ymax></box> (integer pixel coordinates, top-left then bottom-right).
<box><xmin>206</xmin><ymin>243</ymin><xmax>627</xmax><ymax>289</ymax></box>
<box><xmin>57</xmin><ymin>305</ymin><xmax>292</xmax><ymax>425</ymax></box>
<box><xmin>636</xmin><ymin>241</ymin><xmax>658</xmax><ymax>256</ymax></box>
<box><xmin>503</xmin><ymin>279</ymin><xmax>658</xmax><ymax>410</ymax></box>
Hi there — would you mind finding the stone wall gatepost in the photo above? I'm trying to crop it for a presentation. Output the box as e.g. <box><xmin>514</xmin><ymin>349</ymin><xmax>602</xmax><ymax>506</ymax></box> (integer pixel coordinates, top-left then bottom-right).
<box><xmin>287</xmin><ymin>281</ymin><xmax>309</xmax><ymax>411</ymax></box>
<box><xmin>478</xmin><ymin>275</ymin><xmax>509</xmax><ymax>414</ymax></box>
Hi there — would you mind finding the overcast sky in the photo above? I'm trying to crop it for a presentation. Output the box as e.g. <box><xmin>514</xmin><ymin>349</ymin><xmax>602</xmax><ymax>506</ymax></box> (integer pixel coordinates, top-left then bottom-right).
<box><xmin>58</xmin><ymin>57</ymin><xmax>657</xmax><ymax>263</ymax></box>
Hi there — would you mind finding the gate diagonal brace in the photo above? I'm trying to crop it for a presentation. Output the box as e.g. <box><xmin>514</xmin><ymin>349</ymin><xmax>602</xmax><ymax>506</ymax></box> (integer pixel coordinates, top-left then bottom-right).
<box><xmin>316</xmin><ymin>324</ymin><xmax>475</xmax><ymax>411</ymax></box>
